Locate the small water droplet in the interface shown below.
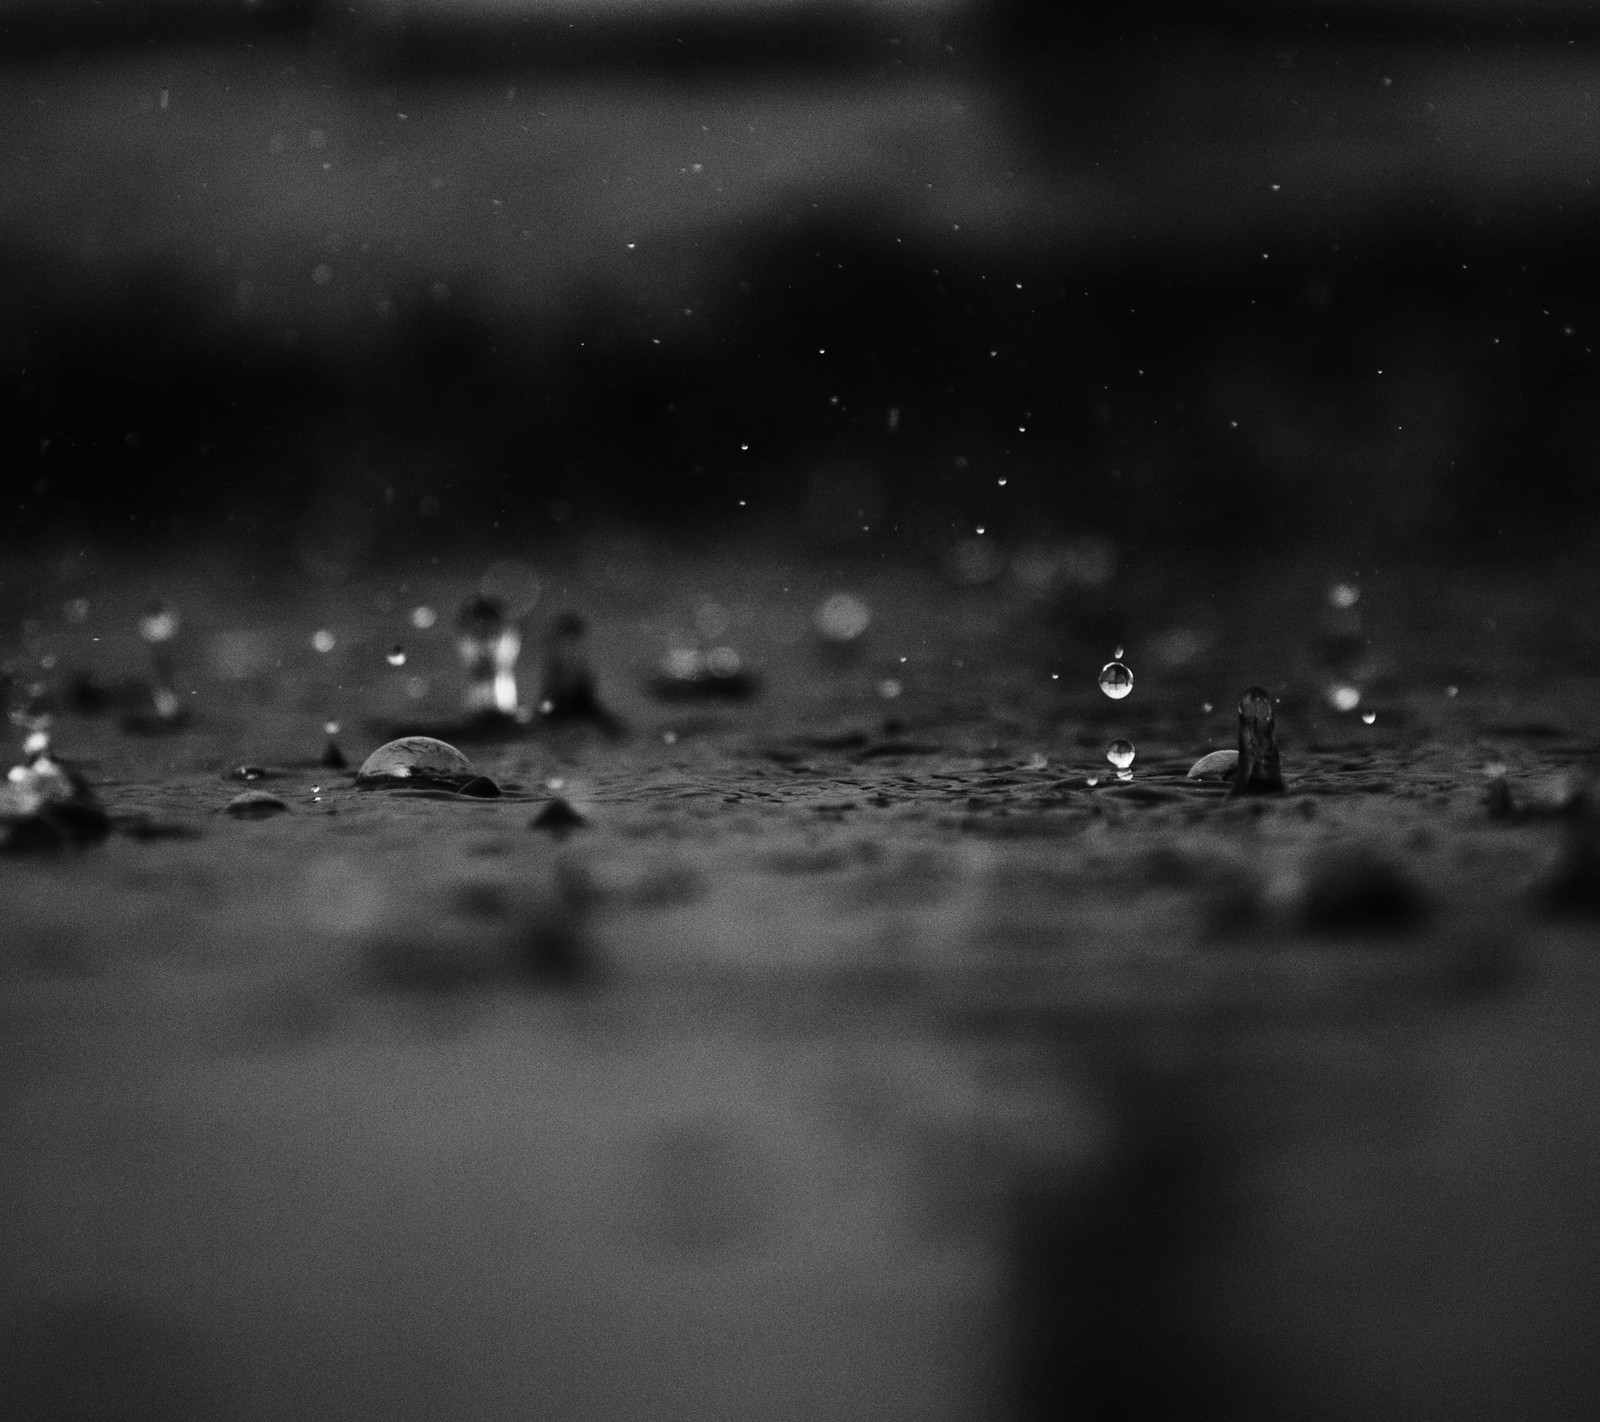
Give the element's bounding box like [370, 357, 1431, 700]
[324, 721, 340, 736]
[410, 605, 437, 630]
[1098, 661, 1133, 699]
[1361, 710, 1377, 724]
[386, 645, 406, 667]
[1113, 645, 1124, 660]
[1327, 683, 1362, 713]
[23, 729, 50, 760]
[1201, 701, 1214, 714]
[311, 629, 336, 653]
[1446, 685, 1459, 698]
[815, 592, 871, 642]
[878, 678, 902, 699]
[1106, 738, 1135, 772]
[662, 729, 678, 745]
[139, 601, 180, 643]
[1328, 582, 1360, 609]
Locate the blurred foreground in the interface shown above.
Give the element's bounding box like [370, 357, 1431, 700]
[2, 545, 1600, 1419]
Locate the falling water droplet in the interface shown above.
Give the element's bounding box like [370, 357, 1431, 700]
[410, 605, 437, 630]
[1362, 710, 1377, 725]
[1327, 683, 1362, 713]
[815, 592, 872, 642]
[138, 601, 180, 644]
[1113, 645, 1124, 660]
[1107, 738, 1135, 779]
[1328, 582, 1361, 609]
[386, 645, 407, 667]
[311, 629, 336, 653]
[1098, 661, 1133, 699]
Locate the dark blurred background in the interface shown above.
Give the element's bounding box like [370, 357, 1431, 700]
[4, 0, 1600, 569]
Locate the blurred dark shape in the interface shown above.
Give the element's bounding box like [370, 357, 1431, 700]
[454, 773, 501, 797]
[1542, 784, 1600, 914]
[1009, 1062, 1272, 1422]
[538, 610, 625, 735]
[1228, 687, 1285, 796]
[1299, 844, 1432, 934]
[0, 1294, 217, 1422]
[1484, 774, 1519, 821]
[515, 861, 593, 984]
[530, 796, 587, 832]
[319, 737, 348, 770]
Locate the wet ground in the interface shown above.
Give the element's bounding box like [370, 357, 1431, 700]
[4, 544, 1600, 1420]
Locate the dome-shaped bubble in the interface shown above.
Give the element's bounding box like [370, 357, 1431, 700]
[356, 736, 476, 789]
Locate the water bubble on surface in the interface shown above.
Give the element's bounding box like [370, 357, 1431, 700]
[139, 601, 180, 644]
[478, 560, 542, 619]
[225, 790, 290, 819]
[1327, 683, 1362, 713]
[386, 645, 406, 667]
[815, 592, 872, 642]
[1362, 710, 1377, 724]
[1098, 661, 1133, 699]
[410, 605, 437, 630]
[355, 735, 476, 789]
[311, 629, 336, 653]
[1106, 739, 1136, 776]
[1328, 582, 1361, 609]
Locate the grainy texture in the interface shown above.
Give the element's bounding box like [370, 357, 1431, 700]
[3, 547, 1600, 1420]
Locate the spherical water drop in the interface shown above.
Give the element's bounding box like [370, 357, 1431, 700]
[410, 605, 437, 630]
[815, 592, 871, 642]
[1328, 582, 1361, 609]
[355, 735, 477, 789]
[311, 629, 336, 653]
[1327, 683, 1361, 713]
[1107, 738, 1135, 771]
[139, 601, 180, 644]
[1098, 661, 1133, 699]
[386, 645, 407, 667]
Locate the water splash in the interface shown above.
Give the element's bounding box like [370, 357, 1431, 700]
[456, 595, 520, 717]
[1106, 738, 1135, 780]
